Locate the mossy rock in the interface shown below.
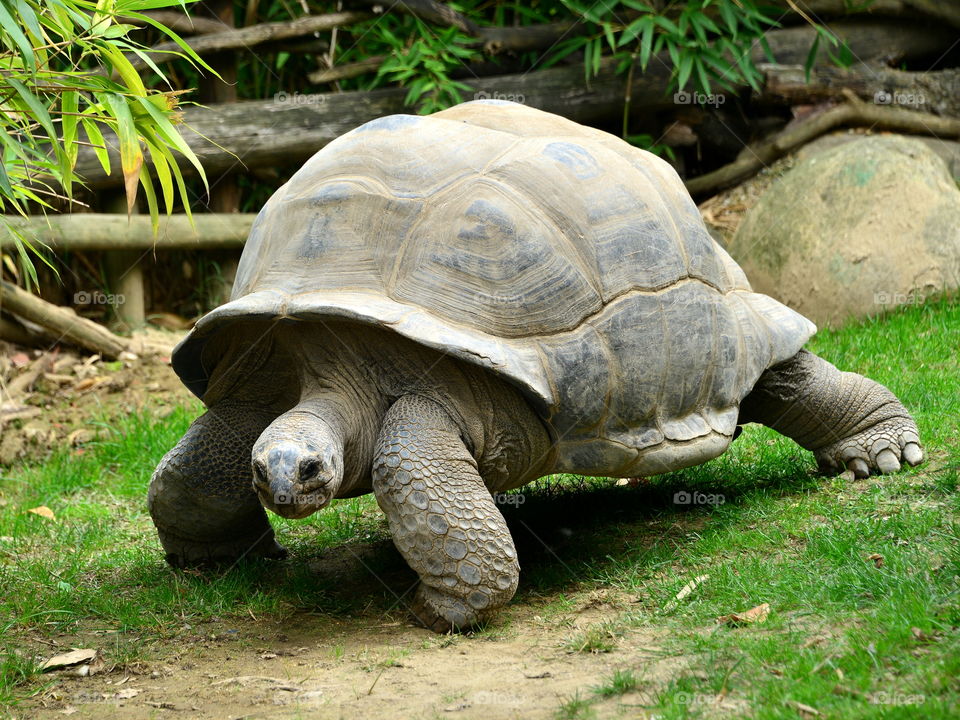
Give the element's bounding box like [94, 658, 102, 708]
[727, 135, 960, 326]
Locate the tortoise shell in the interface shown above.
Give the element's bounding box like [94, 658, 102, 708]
[173, 100, 815, 477]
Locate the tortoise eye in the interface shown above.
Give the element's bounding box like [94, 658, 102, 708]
[252, 460, 268, 488]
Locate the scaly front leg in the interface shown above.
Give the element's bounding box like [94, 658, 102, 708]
[149, 403, 287, 566]
[372, 395, 519, 632]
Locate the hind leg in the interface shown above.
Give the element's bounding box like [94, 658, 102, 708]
[740, 349, 923, 477]
[149, 403, 286, 566]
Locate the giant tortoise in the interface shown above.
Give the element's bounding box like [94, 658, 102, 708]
[149, 100, 923, 632]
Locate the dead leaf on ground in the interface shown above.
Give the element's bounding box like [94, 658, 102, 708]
[867, 553, 884, 568]
[787, 699, 821, 716]
[73, 377, 108, 393]
[27, 505, 55, 520]
[718, 602, 771, 626]
[664, 574, 709, 610]
[41, 648, 97, 672]
[67, 429, 92, 447]
[114, 688, 141, 700]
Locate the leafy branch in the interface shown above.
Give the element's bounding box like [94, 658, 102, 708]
[0, 0, 214, 283]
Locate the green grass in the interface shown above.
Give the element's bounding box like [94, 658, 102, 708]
[592, 668, 640, 697]
[1, 296, 958, 716]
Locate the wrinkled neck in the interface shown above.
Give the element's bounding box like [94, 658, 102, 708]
[295, 382, 383, 496]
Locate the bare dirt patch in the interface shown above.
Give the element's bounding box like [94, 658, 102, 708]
[0, 329, 194, 467]
[23, 595, 686, 720]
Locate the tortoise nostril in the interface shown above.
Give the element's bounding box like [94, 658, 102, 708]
[299, 458, 322, 484]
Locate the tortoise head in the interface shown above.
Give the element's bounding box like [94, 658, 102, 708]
[251, 406, 344, 519]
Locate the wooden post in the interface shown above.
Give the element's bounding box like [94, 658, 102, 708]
[103, 194, 146, 331]
[199, 0, 241, 307]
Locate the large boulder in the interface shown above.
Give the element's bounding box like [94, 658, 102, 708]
[727, 135, 960, 326]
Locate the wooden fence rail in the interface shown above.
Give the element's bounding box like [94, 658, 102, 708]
[0, 213, 256, 251]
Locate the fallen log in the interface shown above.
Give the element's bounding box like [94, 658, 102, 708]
[750, 18, 958, 68]
[0, 213, 256, 251]
[768, 0, 960, 28]
[0, 281, 130, 359]
[122, 10, 224, 35]
[128, 10, 371, 69]
[685, 90, 960, 197]
[72, 57, 675, 188]
[308, 56, 386, 85]
[363, 0, 481, 35]
[761, 65, 960, 118]
[0, 314, 44, 349]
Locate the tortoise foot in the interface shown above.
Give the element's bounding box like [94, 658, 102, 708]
[159, 529, 288, 568]
[815, 416, 924, 478]
[409, 585, 482, 634]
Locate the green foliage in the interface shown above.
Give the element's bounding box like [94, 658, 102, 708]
[374, 19, 478, 114]
[0, 0, 212, 281]
[228, 1, 847, 140]
[549, 0, 769, 92]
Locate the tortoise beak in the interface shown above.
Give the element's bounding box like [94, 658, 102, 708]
[251, 441, 340, 519]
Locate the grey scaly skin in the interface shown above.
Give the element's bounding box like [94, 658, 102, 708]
[247, 324, 553, 631]
[148, 329, 298, 566]
[740, 349, 923, 476]
[148, 402, 288, 566]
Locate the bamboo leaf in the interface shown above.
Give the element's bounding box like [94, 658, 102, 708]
[0, 159, 14, 199]
[618, 16, 646, 47]
[143, 133, 173, 214]
[99, 43, 147, 96]
[719, 1, 738, 38]
[81, 116, 112, 175]
[138, 162, 160, 236]
[804, 33, 821, 83]
[15, 0, 44, 43]
[154, 139, 193, 225]
[694, 56, 712, 94]
[602, 22, 616, 53]
[134, 96, 206, 192]
[0, 2, 36, 67]
[120, 11, 220, 77]
[104, 93, 143, 214]
[677, 52, 693, 90]
[61, 90, 80, 196]
[639, 17, 654, 69]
